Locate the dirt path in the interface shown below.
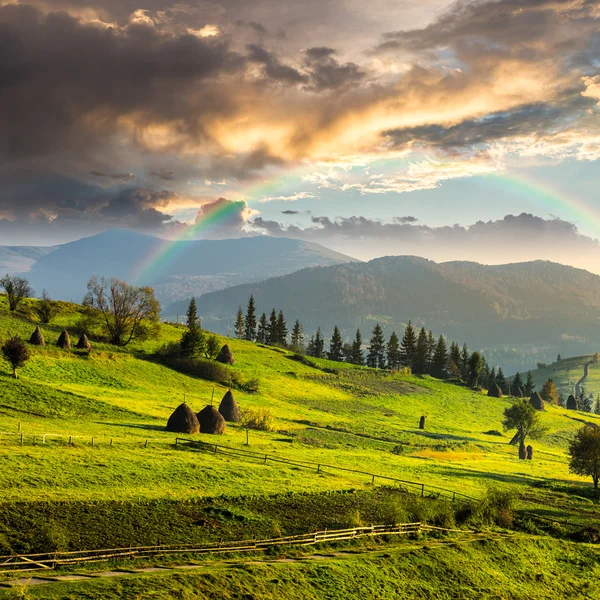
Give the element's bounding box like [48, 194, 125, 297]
[575, 361, 593, 399]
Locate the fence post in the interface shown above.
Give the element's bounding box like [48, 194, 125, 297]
[18, 422, 21, 433]
[20, 433, 24, 446]
[214, 445, 218, 453]
[371, 474, 375, 484]
[452, 492, 456, 502]
[69, 435, 72, 446]
[421, 484, 425, 497]
[110, 438, 113, 447]
[91, 437, 95, 447]
[264, 454, 268, 464]
[145, 440, 148, 448]
[175, 438, 178, 446]
[42, 434, 46, 445]
[317, 464, 321, 473]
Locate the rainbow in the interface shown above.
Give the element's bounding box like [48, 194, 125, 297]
[483, 171, 600, 234]
[132, 198, 246, 284]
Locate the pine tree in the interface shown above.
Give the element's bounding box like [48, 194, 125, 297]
[400, 321, 417, 369]
[460, 343, 469, 381]
[414, 327, 429, 374]
[267, 309, 278, 345]
[449, 342, 461, 373]
[386, 332, 401, 370]
[276, 310, 288, 346]
[431, 335, 448, 379]
[427, 330, 436, 371]
[313, 328, 325, 358]
[512, 372, 524, 395]
[480, 356, 490, 389]
[349, 329, 364, 365]
[524, 370, 535, 395]
[367, 323, 386, 369]
[496, 367, 507, 394]
[180, 298, 205, 358]
[557, 353, 562, 362]
[234, 306, 245, 339]
[256, 313, 268, 344]
[244, 295, 257, 341]
[488, 367, 496, 389]
[328, 326, 344, 361]
[468, 351, 483, 388]
[290, 320, 304, 351]
[306, 335, 316, 357]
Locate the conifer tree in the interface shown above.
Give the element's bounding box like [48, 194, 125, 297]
[328, 326, 344, 361]
[367, 323, 386, 369]
[290, 320, 304, 350]
[427, 330, 436, 371]
[349, 329, 364, 365]
[313, 328, 325, 358]
[400, 321, 417, 369]
[460, 343, 470, 381]
[512, 372, 524, 395]
[267, 309, 278, 345]
[431, 335, 448, 379]
[276, 310, 288, 346]
[180, 297, 205, 358]
[306, 335, 316, 357]
[524, 370, 535, 395]
[244, 295, 257, 341]
[414, 327, 429, 374]
[256, 313, 268, 344]
[496, 367, 507, 394]
[386, 331, 402, 370]
[468, 351, 483, 388]
[488, 367, 496, 389]
[480, 356, 490, 389]
[234, 306, 245, 339]
[449, 342, 461, 373]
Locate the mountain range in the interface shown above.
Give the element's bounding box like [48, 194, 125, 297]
[187, 256, 600, 372]
[15, 229, 355, 305]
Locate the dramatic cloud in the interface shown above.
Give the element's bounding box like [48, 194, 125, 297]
[252, 213, 600, 274]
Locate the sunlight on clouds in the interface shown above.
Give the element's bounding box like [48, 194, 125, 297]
[188, 24, 220, 38]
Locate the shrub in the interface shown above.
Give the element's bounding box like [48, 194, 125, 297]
[242, 407, 273, 431]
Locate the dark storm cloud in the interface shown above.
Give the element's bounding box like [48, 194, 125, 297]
[99, 187, 175, 223]
[281, 210, 299, 215]
[246, 44, 308, 84]
[303, 46, 365, 91]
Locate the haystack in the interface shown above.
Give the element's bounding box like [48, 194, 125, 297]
[198, 405, 226, 434]
[419, 415, 426, 430]
[529, 392, 545, 411]
[526, 445, 533, 460]
[76, 333, 92, 351]
[216, 344, 235, 365]
[514, 387, 524, 398]
[166, 403, 200, 434]
[566, 394, 578, 410]
[487, 384, 502, 398]
[29, 326, 45, 346]
[56, 330, 71, 349]
[219, 389, 241, 422]
[518, 442, 527, 460]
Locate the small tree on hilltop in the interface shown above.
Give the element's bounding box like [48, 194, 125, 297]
[234, 306, 245, 339]
[1, 275, 34, 312]
[180, 298, 205, 359]
[2, 336, 31, 378]
[386, 331, 401, 371]
[244, 295, 257, 341]
[328, 326, 344, 361]
[540, 379, 559, 405]
[367, 323, 386, 369]
[33, 289, 59, 324]
[503, 399, 546, 455]
[85, 276, 160, 346]
[569, 426, 600, 490]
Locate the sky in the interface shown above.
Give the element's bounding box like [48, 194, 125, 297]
[0, 0, 600, 270]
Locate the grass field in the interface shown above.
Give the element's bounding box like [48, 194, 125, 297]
[1, 294, 600, 597]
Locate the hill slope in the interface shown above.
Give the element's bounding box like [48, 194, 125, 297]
[189, 256, 600, 371]
[0, 245, 56, 274]
[22, 229, 355, 306]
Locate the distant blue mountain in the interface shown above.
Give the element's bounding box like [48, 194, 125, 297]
[23, 229, 356, 305]
[0, 245, 56, 275]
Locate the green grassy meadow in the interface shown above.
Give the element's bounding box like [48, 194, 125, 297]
[1, 294, 600, 597]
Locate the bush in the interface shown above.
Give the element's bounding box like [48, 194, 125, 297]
[242, 407, 273, 431]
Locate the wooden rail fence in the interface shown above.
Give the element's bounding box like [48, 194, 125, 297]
[0, 523, 463, 574]
[175, 438, 476, 502]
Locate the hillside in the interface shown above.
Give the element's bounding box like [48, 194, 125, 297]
[188, 256, 600, 372]
[1, 295, 600, 596]
[0, 245, 55, 274]
[16, 229, 355, 306]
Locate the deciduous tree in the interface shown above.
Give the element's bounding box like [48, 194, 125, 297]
[0, 275, 34, 312]
[569, 426, 600, 490]
[1, 336, 30, 378]
[503, 399, 546, 454]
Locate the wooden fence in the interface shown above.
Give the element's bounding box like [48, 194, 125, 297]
[0, 522, 464, 574]
[175, 438, 476, 502]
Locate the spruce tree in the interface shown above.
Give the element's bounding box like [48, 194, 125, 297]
[350, 329, 364, 365]
[290, 320, 304, 351]
[244, 295, 257, 341]
[468, 351, 483, 388]
[431, 335, 448, 379]
[449, 342, 461, 373]
[488, 367, 497, 389]
[386, 332, 401, 370]
[267, 309, 278, 345]
[460, 343, 470, 381]
[328, 326, 344, 361]
[496, 367, 507, 394]
[276, 310, 288, 346]
[480, 356, 490, 389]
[367, 323, 386, 369]
[306, 335, 316, 357]
[313, 328, 325, 358]
[427, 330, 436, 371]
[257, 312, 268, 344]
[512, 372, 524, 395]
[180, 298, 205, 358]
[414, 327, 429, 374]
[234, 306, 245, 339]
[524, 370, 535, 395]
[400, 321, 417, 369]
